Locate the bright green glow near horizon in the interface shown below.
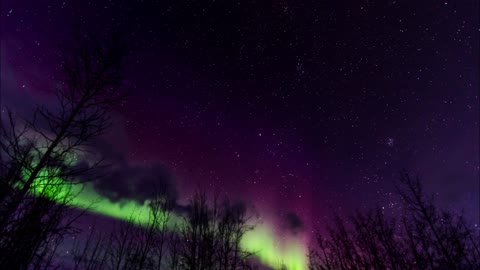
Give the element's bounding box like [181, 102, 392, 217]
[22, 166, 181, 226]
[21, 166, 307, 270]
[242, 225, 307, 270]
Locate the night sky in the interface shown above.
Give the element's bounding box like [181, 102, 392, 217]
[1, 0, 479, 268]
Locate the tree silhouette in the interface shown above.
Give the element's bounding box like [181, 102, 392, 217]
[70, 191, 256, 270]
[0, 31, 126, 269]
[308, 173, 480, 270]
[174, 193, 255, 270]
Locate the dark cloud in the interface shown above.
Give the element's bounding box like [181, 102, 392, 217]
[88, 135, 129, 166]
[94, 162, 177, 205]
[284, 212, 304, 234]
[173, 197, 249, 220]
[73, 115, 177, 206]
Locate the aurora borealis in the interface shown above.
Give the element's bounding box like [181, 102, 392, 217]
[1, 0, 479, 269]
[24, 165, 307, 269]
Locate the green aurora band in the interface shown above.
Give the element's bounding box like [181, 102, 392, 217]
[22, 166, 307, 270]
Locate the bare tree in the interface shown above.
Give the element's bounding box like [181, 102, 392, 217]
[72, 223, 110, 270]
[0, 30, 126, 269]
[175, 192, 255, 270]
[67, 189, 257, 270]
[215, 199, 255, 270]
[150, 195, 173, 270]
[309, 173, 480, 270]
[396, 173, 480, 269]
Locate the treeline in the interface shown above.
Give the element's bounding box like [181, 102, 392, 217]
[70, 193, 255, 270]
[308, 173, 480, 270]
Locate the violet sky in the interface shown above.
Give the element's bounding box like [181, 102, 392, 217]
[1, 0, 479, 252]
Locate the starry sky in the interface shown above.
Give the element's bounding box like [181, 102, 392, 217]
[1, 0, 479, 267]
